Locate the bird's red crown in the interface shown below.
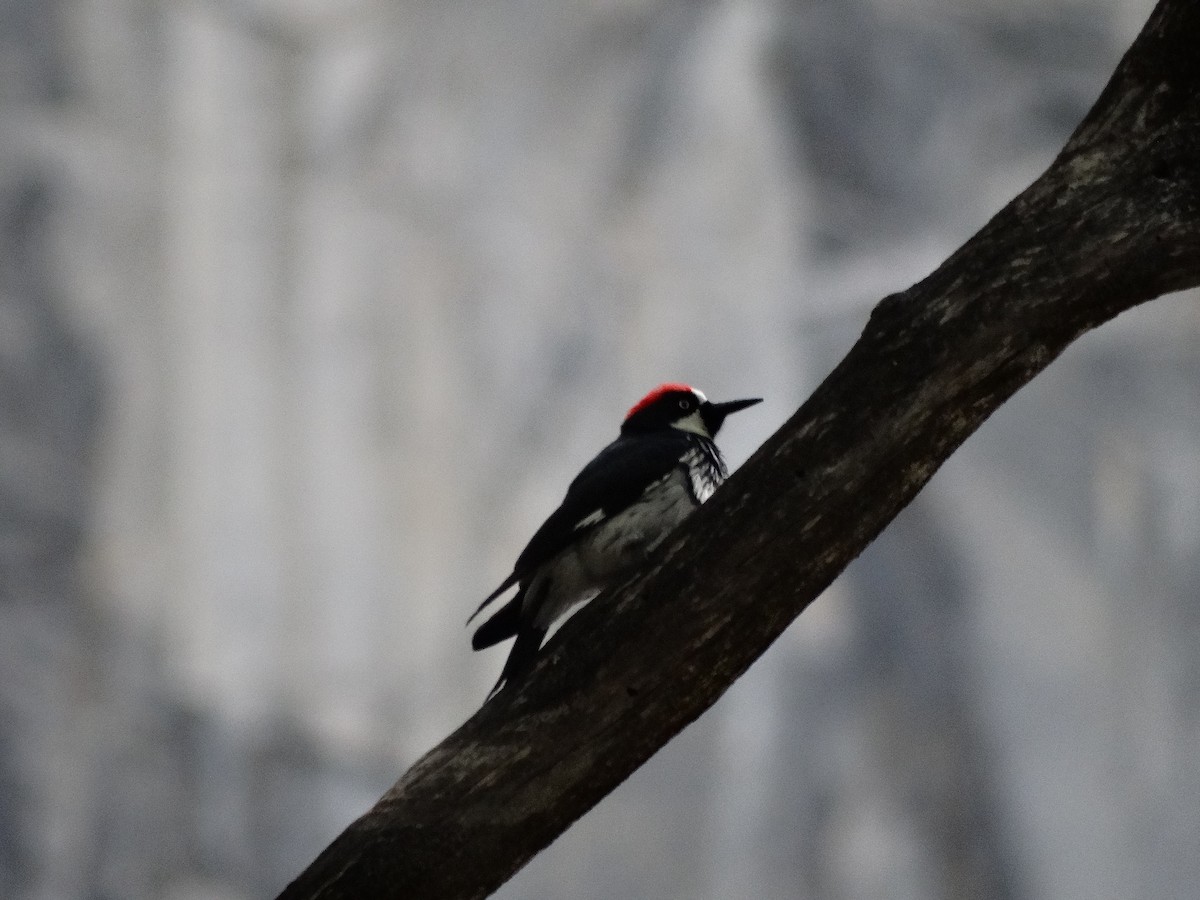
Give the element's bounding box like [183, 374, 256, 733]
[625, 383, 700, 421]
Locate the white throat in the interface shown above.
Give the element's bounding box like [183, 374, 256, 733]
[671, 408, 711, 438]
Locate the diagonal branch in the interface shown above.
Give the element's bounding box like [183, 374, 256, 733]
[277, 1, 1200, 897]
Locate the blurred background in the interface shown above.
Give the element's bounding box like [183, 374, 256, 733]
[2, 0, 1198, 898]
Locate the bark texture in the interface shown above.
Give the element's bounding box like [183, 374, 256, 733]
[277, 2, 1200, 897]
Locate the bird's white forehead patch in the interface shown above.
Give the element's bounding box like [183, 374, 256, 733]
[690, 388, 707, 404]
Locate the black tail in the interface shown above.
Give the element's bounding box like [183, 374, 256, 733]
[487, 623, 547, 698]
[467, 571, 520, 625]
[472, 587, 524, 650]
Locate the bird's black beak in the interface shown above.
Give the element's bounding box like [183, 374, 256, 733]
[700, 396, 762, 436]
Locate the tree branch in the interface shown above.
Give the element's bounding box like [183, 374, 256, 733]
[277, 1, 1200, 897]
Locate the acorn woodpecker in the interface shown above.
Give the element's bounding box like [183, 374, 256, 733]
[469, 383, 761, 694]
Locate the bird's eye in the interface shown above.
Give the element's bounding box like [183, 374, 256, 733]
[679, 399, 691, 410]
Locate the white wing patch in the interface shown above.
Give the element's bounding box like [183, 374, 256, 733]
[573, 508, 607, 531]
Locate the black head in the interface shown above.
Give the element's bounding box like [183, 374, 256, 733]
[621, 383, 762, 439]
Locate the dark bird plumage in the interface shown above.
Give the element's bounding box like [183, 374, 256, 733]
[469, 384, 761, 695]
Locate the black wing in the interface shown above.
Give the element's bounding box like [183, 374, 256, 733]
[467, 432, 690, 624]
[512, 431, 691, 574]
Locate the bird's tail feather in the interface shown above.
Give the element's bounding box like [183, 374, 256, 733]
[487, 623, 547, 699]
[466, 571, 519, 625]
[471, 589, 524, 650]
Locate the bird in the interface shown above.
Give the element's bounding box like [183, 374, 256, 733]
[468, 383, 761, 695]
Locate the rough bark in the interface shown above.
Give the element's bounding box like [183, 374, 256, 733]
[277, 2, 1200, 897]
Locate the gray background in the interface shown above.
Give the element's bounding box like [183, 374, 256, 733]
[2, 0, 1197, 898]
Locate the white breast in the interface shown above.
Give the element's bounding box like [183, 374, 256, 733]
[530, 468, 698, 630]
